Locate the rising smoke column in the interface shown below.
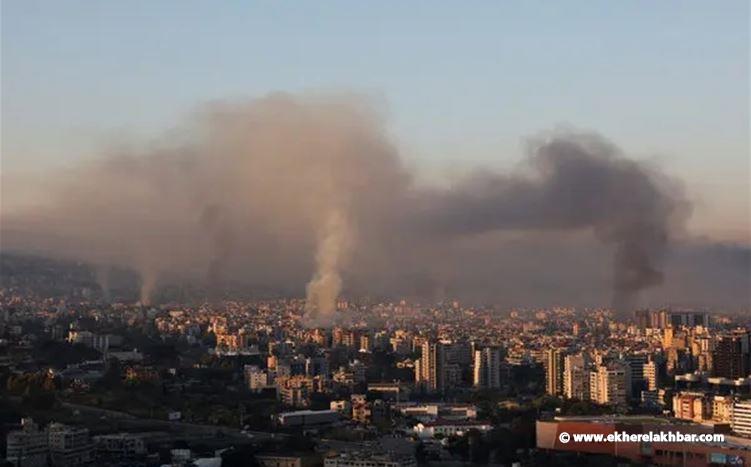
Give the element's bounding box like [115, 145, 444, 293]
[137, 259, 161, 306]
[94, 265, 111, 302]
[304, 209, 354, 326]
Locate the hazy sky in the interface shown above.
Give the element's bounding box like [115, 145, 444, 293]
[2, 0, 749, 241]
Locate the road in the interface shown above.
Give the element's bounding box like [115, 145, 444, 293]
[60, 400, 287, 441]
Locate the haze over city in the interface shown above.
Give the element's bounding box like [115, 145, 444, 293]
[2, 1, 750, 313]
[0, 3, 750, 466]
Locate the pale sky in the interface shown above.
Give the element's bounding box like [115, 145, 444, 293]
[2, 0, 749, 241]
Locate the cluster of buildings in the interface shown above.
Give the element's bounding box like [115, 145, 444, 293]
[672, 392, 751, 437]
[6, 418, 96, 467]
[545, 348, 633, 406]
[2, 277, 751, 466]
[541, 310, 751, 436]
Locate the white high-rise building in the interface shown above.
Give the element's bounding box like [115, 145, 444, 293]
[563, 353, 590, 400]
[416, 340, 449, 392]
[643, 360, 659, 391]
[590, 361, 630, 406]
[473, 347, 501, 389]
[545, 348, 565, 396]
[731, 399, 751, 437]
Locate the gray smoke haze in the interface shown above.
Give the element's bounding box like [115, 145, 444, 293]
[1, 93, 748, 319]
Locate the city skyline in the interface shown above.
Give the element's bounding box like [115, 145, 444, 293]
[3, 3, 751, 467]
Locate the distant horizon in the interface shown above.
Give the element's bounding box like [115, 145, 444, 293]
[0, 243, 748, 313]
[0, 248, 737, 313]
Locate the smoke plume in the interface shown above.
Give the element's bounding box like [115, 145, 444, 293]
[304, 209, 354, 326]
[1, 93, 747, 319]
[94, 265, 111, 302]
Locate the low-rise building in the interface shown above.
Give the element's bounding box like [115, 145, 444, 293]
[395, 403, 477, 422]
[367, 382, 409, 401]
[276, 410, 340, 427]
[413, 419, 493, 439]
[94, 433, 147, 458]
[6, 418, 48, 467]
[244, 365, 270, 392]
[325, 451, 416, 467]
[712, 395, 735, 423]
[48, 423, 95, 467]
[330, 399, 352, 416]
[256, 453, 320, 467]
[673, 391, 712, 423]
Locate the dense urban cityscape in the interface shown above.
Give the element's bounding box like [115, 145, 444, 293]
[0, 255, 749, 466]
[3, 2, 749, 467]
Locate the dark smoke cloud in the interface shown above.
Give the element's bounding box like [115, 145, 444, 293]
[411, 133, 690, 310]
[0, 94, 747, 317]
